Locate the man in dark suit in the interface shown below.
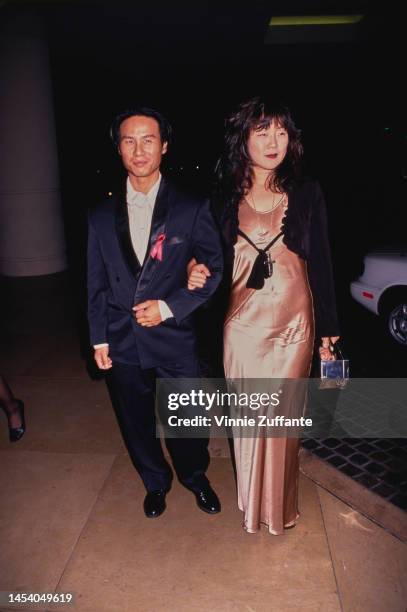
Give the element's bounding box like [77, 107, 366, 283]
[87, 107, 223, 518]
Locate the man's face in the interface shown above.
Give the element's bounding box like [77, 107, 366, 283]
[118, 115, 167, 179]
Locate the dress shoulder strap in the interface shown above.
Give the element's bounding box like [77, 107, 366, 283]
[237, 228, 283, 253]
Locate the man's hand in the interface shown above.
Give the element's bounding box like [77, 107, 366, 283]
[187, 257, 211, 290]
[94, 346, 113, 370]
[133, 300, 163, 327]
[319, 336, 340, 361]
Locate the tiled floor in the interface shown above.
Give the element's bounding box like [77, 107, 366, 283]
[1, 273, 407, 611]
[302, 437, 407, 512]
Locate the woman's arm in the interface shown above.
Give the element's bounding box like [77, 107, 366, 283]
[307, 182, 341, 341]
[187, 257, 211, 289]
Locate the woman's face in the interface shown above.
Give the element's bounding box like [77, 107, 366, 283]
[246, 118, 289, 173]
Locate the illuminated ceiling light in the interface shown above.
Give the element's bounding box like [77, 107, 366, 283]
[269, 15, 364, 27]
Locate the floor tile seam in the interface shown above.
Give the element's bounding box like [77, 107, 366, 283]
[315, 484, 345, 612]
[104, 586, 343, 610]
[305, 470, 407, 543]
[301, 460, 407, 544]
[52, 453, 118, 596]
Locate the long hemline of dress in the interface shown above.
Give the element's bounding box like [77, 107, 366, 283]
[223, 198, 315, 535]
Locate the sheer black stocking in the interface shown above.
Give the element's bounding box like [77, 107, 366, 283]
[0, 375, 22, 429]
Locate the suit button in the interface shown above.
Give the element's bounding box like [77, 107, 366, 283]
[116, 276, 120, 282]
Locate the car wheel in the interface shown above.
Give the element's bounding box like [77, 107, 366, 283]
[387, 300, 407, 346]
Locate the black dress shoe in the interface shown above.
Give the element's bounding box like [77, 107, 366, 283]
[194, 486, 221, 514]
[143, 490, 167, 518]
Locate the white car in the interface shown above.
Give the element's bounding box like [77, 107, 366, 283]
[350, 250, 407, 346]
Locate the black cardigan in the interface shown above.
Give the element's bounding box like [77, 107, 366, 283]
[217, 179, 340, 339]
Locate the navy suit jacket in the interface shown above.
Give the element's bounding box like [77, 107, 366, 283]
[87, 176, 223, 368]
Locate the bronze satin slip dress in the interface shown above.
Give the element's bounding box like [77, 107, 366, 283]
[223, 197, 315, 535]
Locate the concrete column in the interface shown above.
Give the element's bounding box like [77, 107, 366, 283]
[0, 10, 66, 276]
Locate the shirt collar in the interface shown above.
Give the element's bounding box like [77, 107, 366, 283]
[127, 173, 161, 208]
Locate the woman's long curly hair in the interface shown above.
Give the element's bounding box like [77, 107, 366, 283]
[215, 97, 304, 221]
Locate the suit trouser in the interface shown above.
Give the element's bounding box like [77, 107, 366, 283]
[107, 359, 210, 493]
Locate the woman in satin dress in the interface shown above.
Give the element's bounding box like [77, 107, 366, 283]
[189, 97, 340, 535]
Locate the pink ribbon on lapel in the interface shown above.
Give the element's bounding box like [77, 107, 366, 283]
[150, 233, 166, 262]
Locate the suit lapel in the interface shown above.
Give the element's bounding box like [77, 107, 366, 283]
[135, 176, 170, 296]
[115, 180, 142, 279]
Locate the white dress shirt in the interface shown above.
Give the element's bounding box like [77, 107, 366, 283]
[94, 173, 173, 350]
[127, 174, 160, 264]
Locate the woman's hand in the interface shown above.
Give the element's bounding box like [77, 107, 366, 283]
[319, 336, 340, 361]
[187, 257, 211, 290]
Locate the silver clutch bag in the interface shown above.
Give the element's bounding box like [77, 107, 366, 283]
[320, 341, 350, 389]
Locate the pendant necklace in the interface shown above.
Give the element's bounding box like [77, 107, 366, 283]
[249, 190, 285, 241]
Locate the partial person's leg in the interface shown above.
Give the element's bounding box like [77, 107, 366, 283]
[0, 374, 24, 430]
[107, 362, 173, 492]
[156, 359, 210, 492]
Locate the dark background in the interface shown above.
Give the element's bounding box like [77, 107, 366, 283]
[2, 1, 406, 375]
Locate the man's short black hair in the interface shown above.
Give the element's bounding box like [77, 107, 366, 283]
[110, 107, 173, 147]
